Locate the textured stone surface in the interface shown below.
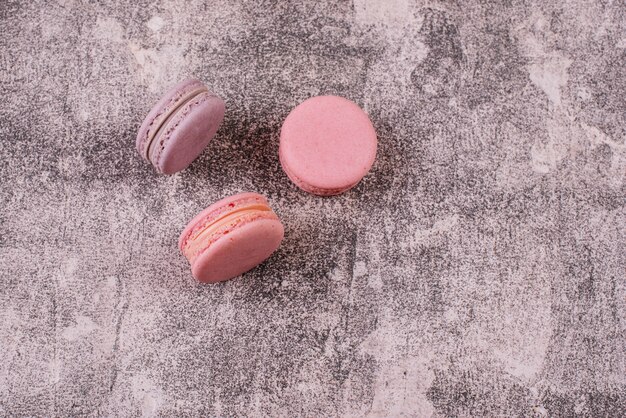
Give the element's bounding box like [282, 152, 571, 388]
[1, 0, 625, 416]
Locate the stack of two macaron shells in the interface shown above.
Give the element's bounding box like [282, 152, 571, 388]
[136, 79, 225, 175]
[137, 79, 377, 283]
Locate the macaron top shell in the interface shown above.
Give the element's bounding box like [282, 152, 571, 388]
[179, 192, 284, 283]
[279, 95, 377, 195]
[136, 78, 225, 174]
[178, 192, 268, 251]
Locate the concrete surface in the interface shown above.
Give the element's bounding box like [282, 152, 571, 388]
[1, 0, 625, 416]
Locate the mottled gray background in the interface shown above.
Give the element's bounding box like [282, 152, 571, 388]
[1, 0, 625, 416]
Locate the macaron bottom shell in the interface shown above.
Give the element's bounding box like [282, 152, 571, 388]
[191, 218, 284, 283]
[279, 150, 356, 196]
[155, 94, 225, 175]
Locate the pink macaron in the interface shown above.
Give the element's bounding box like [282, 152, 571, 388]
[279, 95, 377, 196]
[136, 78, 225, 174]
[179, 193, 284, 283]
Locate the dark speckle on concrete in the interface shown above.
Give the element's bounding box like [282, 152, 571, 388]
[1, 0, 625, 416]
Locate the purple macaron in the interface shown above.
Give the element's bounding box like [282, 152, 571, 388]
[136, 78, 225, 174]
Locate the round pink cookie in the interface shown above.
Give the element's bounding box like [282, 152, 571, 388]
[136, 78, 225, 174]
[279, 95, 377, 195]
[179, 193, 284, 283]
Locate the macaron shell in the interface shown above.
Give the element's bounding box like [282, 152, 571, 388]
[178, 192, 268, 250]
[279, 95, 377, 194]
[136, 78, 205, 157]
[279, 151, 353, 196]
[154, 93, 225, 174]
[190, 217, 284, 283]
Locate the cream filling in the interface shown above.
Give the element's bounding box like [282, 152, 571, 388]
[183, 204, 272, 261]
[145, 86, 209, 162]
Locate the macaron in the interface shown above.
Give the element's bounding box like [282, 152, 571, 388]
[136, 78, 225, 174]
[279, 95, 377, 196]
[179, 192, 284, 283]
